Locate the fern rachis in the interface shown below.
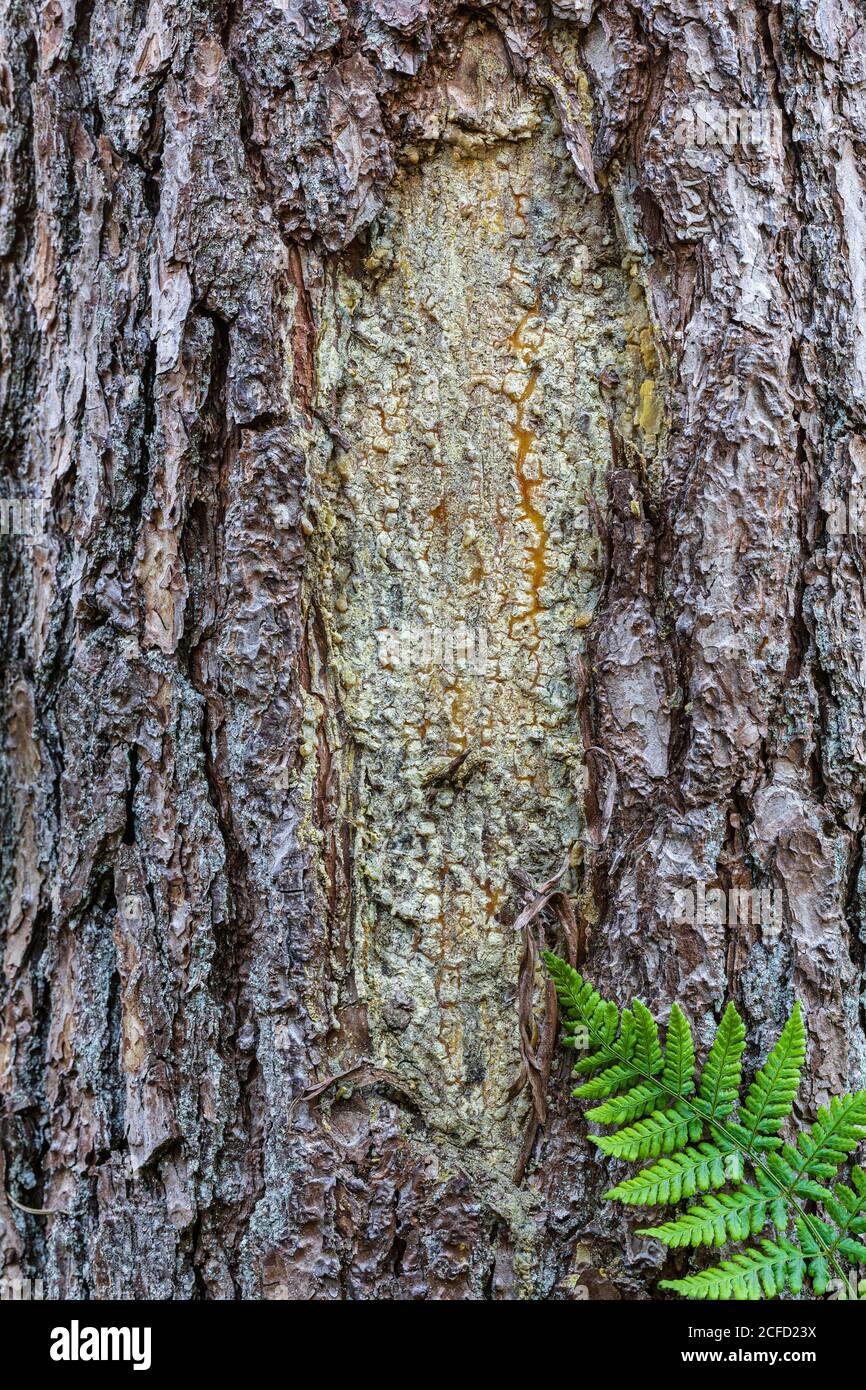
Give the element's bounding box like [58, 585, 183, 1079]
[544, 952, 866, 1299]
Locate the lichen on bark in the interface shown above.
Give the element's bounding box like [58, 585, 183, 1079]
[303, 23, 661, 1201]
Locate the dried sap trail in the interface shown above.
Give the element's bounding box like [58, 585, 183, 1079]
[308, 95, 655, 1154]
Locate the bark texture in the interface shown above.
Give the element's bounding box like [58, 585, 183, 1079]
[1, 0, 866, 1299]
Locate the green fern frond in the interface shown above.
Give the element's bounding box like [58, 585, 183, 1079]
[637, 1186, 769, 1248]
[767, 1093, 866, 1193]
[658, 1238, 805, 1301]
[753, 1167, 789, 1232]
[592, 1102, 702, 1162]
[544, 952, 866, 1300]
[544, 956, 632, 1093]
[565, 1000, 619, 1065]
[606, 1142, 740, 1205]
[795, 1173, 866, 1294]
[795, 1217, 833, 1295]
[695, 1002, 745, 1122]
[821, 1168, 866, 1266]
[735, 1004, 805, 1148]
[573, 1060, 643, 1101]
[824, 1166, 866, 1230]
[544, 953, 616, 1042]
[632, 1000, 663, 1077]
[800, 1093, 866, 1175]
[662, 1004, 696, 1097]
[585, 1005, 693, 1123]
[586, 1083, 668, 1125]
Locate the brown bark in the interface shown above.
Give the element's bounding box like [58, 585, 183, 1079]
[1, 0, 865, 1299]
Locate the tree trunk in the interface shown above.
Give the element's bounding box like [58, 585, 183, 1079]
[1, 0, 865, 1300]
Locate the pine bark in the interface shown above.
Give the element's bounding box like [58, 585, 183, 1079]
[1, 0, 866, 1299]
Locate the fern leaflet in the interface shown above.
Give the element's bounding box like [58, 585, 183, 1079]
[543, 952, 866, 1300]
[658, 1238, 805, 1301]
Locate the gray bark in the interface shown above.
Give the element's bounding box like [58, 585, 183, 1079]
[1, 0, 865, 1299]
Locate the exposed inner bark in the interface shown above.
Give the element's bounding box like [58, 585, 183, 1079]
[303, 29, 659, 1186]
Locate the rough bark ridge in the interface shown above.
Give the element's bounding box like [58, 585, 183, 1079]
[1, 0, 865, 1299]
